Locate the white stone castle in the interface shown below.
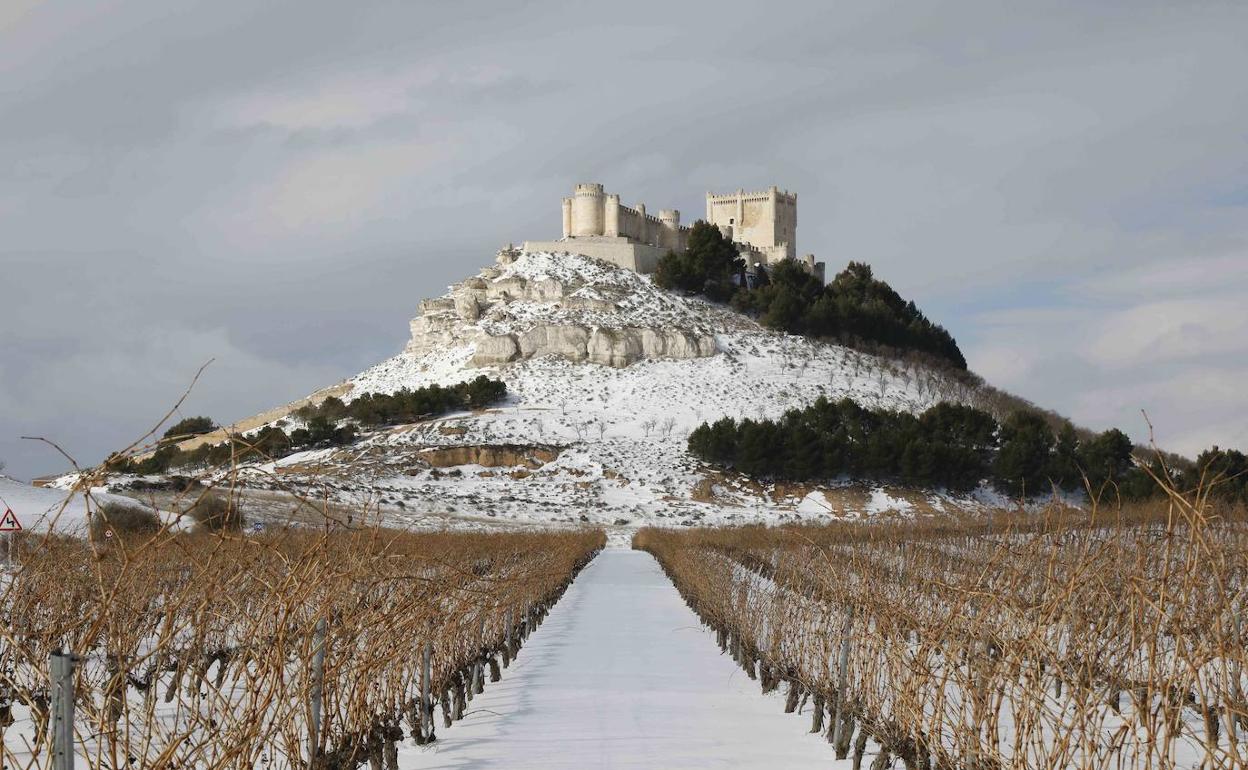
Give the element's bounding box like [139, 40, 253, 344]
[524, 182, 826, 282]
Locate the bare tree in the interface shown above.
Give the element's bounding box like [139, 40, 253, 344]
[660, 417, 676, 438]
[641, 418, 658, 438]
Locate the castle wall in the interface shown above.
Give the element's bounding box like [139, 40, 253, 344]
[523, 238, 665, 273]
[547, 182, 814, 279]
[562, 183, 688, 260]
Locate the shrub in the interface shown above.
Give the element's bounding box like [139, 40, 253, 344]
[1078, 429, 1135, 492]
[688, 396, 1141, 497]
[462, 375, 508, 410]
[162, 416, 216, 442]
[653, 221, 743, 300]
[92, 502, 160, 539]
[693, 255, 969, 370]
[122, 476, 201, 493]
[1047, 423, 1082, 491]
[186, 493, 245, 532]
[993, 411, 1057, 497]
[689, 397, 996, 490]
[1183, 447, 1248, 504]
[134, 444, 182, 474]
[127, 377, 508, 475]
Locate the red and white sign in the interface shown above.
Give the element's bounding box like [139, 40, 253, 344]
[0, 508, 21, 532]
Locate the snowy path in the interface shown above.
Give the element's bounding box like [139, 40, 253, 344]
[404, 549, 834, 769]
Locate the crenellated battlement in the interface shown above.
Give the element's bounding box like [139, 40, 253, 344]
[537, 181, 822, 282]
[617, 204, 671, 227]
[706, 186, 796, 203]
[557, 183, 688, 253]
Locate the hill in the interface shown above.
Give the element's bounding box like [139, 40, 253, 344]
[83, 249, 1050, 533]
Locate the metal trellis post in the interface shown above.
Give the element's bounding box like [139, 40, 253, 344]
[50, 650, 77, 770]
[308, 618, 327, 770]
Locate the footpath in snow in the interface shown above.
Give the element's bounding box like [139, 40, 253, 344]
[405, 549, 835, 769]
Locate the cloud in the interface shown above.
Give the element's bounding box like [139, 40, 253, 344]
[2, 0, 1247, 478]
[245, 141, 448, 232]
[0, 324, 343, 477]
[1084, 299, 1248, 369]
[964, 275, 1248, 458]
[213, 68, 439, 132]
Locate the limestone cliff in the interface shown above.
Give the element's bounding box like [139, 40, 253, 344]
[405, 249, 730, 368]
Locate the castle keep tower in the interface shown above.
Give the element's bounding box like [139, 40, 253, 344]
[705, 185, 823, 281]
[530, 181, 823, 281]
[706, 186, 796, 263]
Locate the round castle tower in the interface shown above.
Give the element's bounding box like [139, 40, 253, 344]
[659, 209, 681, 249]
[571, 182, 605, 237]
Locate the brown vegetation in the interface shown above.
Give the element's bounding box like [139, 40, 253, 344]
[1, 519, 603, 768]
[636, 481, 1248, 769]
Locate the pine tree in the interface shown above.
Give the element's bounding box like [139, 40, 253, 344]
[1048, 422, 1082, 491]
[993, 411, 1055, 497]
[1077, 428, 1135, 492]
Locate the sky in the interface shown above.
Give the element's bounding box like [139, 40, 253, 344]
[2, 0, 1246, 480]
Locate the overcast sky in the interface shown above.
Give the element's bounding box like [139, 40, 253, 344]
[2, 1, 1246, 480]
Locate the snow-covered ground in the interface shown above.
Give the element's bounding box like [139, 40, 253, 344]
[162, 250, 1009, 530]
[402, 549, 848, 768]
[0, 475, 170, 536]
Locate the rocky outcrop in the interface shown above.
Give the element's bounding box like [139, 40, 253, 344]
[471, 334, 520, 366]
[407, 248, 723, 367]
[471, 325, 716, 368]
[453, 293, 481, 321]
[587, 328, 643, 368]
[417, 444, 562, 469]
[518, 325, 590, 361]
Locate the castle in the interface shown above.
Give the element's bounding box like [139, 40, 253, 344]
[523, 182, 825, 282]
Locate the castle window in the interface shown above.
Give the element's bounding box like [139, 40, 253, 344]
[729, 218, 734, 224]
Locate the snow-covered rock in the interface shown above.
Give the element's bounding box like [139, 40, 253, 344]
[411, 250, 723, 368]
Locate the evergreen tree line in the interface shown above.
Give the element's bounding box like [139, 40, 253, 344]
[1190, 447, 1248, 504]
[654, 221, 967, 369]
[113, 376, 507, 475]
[688, 396, 1157, 497]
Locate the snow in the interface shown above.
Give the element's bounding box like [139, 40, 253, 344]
[403, 549, 850, 768]
[295, 326, 990, 528]
[865, 487, 913, 514]
[480, 250, 732, 335]
[796, 490, 833, 515]
[93, 251, 1017, 530]
[0, 475, 159, 536]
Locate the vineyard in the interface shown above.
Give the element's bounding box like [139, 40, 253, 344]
[0, 518, 603, 769]
[636, 488, 1248, 769]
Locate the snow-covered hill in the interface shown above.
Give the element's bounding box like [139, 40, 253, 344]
[0, 475, 171, 536]
[111, 248, 1010, 534]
